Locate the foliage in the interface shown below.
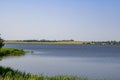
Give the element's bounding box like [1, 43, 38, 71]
[91, 41, 120, 45]
[0, 48, 25, 57]
[0, 66, 88, 80]
[0, 34, 4, 49]
[21, 39, 74, 42]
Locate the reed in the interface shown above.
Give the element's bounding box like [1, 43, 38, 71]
[0, 66, 88, 80]
[0, 48, 25, 57]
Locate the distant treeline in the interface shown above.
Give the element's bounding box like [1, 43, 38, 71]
[17, 39, 74, 42]
[89, 41, 120, 45]
[13, 40, 120, 45]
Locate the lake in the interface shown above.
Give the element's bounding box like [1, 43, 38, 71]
[0, 44, 120, 80]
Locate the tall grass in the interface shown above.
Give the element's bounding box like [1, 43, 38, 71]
[0, 66, 88, 80]
[0, 48, 25, 57]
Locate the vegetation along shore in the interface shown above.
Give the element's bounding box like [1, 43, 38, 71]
[0, 66, 88, 80]
[0, 48, 25, 57]
[5, 40, 120, 45]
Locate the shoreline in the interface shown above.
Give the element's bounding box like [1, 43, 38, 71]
[5, 41, 89, 45]
[5, 40, 120, 46]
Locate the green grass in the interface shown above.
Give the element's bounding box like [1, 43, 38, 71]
[0, 48, 25, 57]
[0, 66, 88, 80]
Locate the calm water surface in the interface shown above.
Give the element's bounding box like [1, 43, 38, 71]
[0, 44, 120, 80]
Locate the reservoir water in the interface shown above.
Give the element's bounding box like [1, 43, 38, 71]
[0, 44, 120, 80]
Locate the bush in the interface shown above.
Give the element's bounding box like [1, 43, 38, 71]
[0, 48, 25, 57]
[0, 35, 4, 49]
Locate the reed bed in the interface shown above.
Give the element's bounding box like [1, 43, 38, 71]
[0, 66, 88, 80]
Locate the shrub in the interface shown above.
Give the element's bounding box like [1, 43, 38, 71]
[0, 48, 25, 57]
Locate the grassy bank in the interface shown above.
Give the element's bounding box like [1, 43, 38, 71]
[0, 66, 88, 80]
[0, 48, 25, 57]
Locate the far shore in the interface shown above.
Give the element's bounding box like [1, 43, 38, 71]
[5, 40, 120, 45]
[5, 40, 90, 45]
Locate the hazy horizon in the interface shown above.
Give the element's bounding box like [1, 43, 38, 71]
[0, 0, 120, 41]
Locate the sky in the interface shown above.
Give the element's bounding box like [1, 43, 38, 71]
[0, 0, 120, 41]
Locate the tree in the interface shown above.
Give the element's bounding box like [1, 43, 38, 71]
[0, 34, 4, 50]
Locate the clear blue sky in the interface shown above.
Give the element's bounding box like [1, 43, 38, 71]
[0, 0, 120, 41]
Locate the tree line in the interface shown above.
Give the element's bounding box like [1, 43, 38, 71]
[0, 34, 4, 50]
[17, 39, 74, 42]
[90, 41, 120, 45]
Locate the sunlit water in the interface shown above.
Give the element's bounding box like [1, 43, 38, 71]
[0, 44, 120, 80]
